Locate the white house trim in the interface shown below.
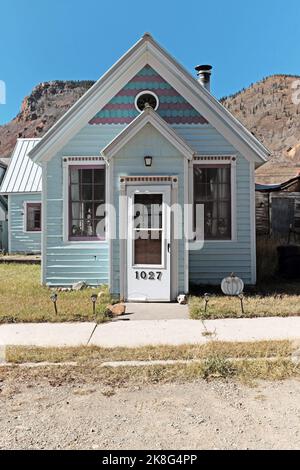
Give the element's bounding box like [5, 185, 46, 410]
[62, 157, 107, 245]
[101, 107, 195, 161]
[250, 161, 257, 284]
[7, 195, 12, 254]
[190, 155, 237, 243]
[28, 33, 269, 166]
[41, 161, 47, 285]
[183, 157, 189, 293]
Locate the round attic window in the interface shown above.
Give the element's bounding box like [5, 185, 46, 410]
[135, 91, 159, 112]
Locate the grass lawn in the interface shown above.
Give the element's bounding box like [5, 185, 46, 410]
[4, 340, 300, 383]
[1, 262, 299, 323]
[189, 280, 300, 319]
[0, 263, 111, 323]
[6, 340, 293, 363]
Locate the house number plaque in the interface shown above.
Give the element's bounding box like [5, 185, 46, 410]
[135, 271, 162, 281]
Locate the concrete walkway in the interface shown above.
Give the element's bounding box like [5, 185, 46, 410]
[1, 316, 300, 348]
[123, 302, 189, 320]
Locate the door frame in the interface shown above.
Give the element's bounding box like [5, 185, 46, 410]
[127, 185, 171, 302]
[118, 175, 179, 301]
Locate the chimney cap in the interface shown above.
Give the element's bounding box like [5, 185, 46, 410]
[195, 64, 212, 72]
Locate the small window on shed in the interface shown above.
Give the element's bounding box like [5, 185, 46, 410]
[25, 202, 42, 232]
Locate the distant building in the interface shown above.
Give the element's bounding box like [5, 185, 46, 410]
[0, 139, 41, 253]
[256, 173, 300, 238]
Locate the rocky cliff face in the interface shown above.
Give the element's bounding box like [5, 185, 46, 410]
[221, 75, 300, 182]
[0, 80, 94, 159]
[1, 74, 300, 183]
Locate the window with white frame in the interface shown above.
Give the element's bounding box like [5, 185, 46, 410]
[68, 166, 106, 240]
[25, 202, 42, 232]
[193, 164, 232, 240]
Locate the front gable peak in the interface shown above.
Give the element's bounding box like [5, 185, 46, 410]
[101, 107, 195, 161]
[89, 65, 208, 126]
[28, 33, 269, 166]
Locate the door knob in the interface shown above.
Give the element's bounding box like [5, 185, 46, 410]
[168, 243, 171, 253]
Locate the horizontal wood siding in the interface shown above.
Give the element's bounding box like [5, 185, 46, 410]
[174, 125, 253, 285]
[112, 124, 185, 295]
[44, 119, 254, 287]
[44, 125, 124, 286]
[9, 193, 41, 254]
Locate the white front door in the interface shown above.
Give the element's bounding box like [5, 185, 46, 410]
[127, 185, 171, 302]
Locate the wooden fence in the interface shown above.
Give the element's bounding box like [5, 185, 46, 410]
[256, 191, 300, 239]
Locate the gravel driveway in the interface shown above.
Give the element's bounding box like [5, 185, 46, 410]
[1, 372, 300, 449]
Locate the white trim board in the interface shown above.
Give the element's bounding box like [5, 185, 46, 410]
[102, 107, 195, 161]
[62, 158, 107, 244]
[250, 161, 257, 284]
[190, 156, 237, 243]
[28, 33, 269, 166]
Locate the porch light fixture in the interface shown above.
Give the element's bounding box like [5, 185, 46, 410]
[144, 156, 153, 167]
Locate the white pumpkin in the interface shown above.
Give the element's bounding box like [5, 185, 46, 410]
[221, 273, 244, 296]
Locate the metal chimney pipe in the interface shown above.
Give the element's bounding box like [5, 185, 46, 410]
[195, 65, 212, 92]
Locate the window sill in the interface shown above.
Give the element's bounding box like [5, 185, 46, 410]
[189, 238, 236, 244]
[64, 238, 107, 245]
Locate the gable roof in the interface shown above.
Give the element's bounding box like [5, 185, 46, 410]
[256, 174, 300, 192]
[102, 106, 195, 160]
[0, 138, 42, 194]
[28, 33, 270, 166]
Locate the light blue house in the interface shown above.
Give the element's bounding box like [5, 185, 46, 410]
[0, 139, 42, 254]
[3, 34, 269, 300]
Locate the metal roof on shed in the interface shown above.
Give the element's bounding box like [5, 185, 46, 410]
[0, 139, 41, 194]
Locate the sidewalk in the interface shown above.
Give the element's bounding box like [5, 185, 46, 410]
[1, 316, 300, 348]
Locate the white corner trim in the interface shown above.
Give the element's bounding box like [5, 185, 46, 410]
[7, 195, 11, 254]
[102, 108, 195, 161]
[231, 158, 237, 242]
[250, 161, 257, 284]
[184, 158, 189, 293]
[107, 158, 114, 292]
[41, 162, 47, 285]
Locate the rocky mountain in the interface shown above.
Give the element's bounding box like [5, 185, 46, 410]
[0, 80, 94, 161]
[221, 75, 300, 183]
[1, 74, 300, 183]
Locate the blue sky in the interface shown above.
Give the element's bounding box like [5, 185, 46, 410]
[1, 0, 300, 124]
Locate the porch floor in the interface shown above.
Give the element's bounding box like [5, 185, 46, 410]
[122, 302, 189, 321]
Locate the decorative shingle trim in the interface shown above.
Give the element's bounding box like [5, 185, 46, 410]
[120, 175, 172, 183]
[193, 155, 236, 162]
[119, 175, 178, 192]
[62, 156, 105, 163]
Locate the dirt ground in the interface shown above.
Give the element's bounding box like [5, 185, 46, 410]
[1, 371, 300, 450]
